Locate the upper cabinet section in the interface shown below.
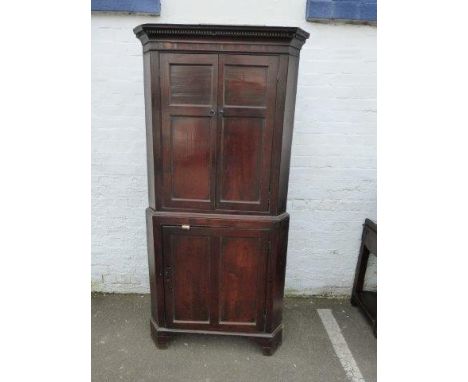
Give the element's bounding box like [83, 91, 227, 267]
[134, 24, 309, 56]
[135, 25, 309, 215]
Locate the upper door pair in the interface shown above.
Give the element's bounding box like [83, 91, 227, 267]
[159, 53, 279, 213]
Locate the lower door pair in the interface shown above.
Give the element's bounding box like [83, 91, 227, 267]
[162, 226, 269, 333]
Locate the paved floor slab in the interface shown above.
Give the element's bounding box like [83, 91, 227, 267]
[92, 294, 376, 382]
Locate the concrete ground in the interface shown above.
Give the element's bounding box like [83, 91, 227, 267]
[92, 294, 376, 382]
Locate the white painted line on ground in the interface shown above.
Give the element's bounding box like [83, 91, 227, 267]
[317, 309, 366, 382]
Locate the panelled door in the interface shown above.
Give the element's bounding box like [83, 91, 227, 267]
[216, 55, 279, 212]
[162, 226, 269, 332]
[159, 53, 279, 213]
[217, 228, 269, 332]
[160, 53, 218, 210]
[162, 226, 214, 330]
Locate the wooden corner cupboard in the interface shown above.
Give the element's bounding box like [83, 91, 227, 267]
[134, 24, 309, 355]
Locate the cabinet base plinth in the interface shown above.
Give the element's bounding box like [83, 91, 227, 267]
[150, 319, 283, 355]
[150, 321, 172, 349]
[253, 329, 283, 356]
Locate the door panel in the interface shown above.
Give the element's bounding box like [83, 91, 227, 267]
[220, 118, 264, 203]
[162, 227, 212, 328]
[169, 64, 214, 106]
[216, 55, 279, 212]
[218, 230, 268, 331]
[170, 116, 212, 201]
[160, 53, 218, 210]
[224, 65, 268, 107]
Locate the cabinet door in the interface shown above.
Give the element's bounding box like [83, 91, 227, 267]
[162, 226, 214, 329]
[160, 53, 218, 210]
[162, 226, 269, 332]
[217, 229, 269, 332]
[216, 55, 279, 212]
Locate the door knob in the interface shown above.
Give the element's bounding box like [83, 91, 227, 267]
[209, 109, 216, 116]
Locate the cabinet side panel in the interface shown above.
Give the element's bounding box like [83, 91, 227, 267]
[270, 216, 290, 331]
[145, 209, 156, 319]
[269, 55, 289, 215]
[146, 209, 166, 326]
[143, 51, 161, 209]
[143, 52, 155, 207]
[277, 56, 299, 213]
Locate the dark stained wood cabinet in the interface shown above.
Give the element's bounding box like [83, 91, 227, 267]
[135, 24, 309, 355]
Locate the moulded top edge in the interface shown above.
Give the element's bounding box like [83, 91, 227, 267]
[133, 23, 310, 45]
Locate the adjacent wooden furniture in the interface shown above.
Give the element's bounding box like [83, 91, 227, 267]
[134, 24, 309, 355]
[351, 219, 377, 336]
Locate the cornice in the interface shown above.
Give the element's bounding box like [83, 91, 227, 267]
[134, 24, 309, 47]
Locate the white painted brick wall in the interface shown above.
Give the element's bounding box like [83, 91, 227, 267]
[91, 0, 376, 295]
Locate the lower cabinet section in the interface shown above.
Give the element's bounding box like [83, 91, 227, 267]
[146, 210, 289, 355]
